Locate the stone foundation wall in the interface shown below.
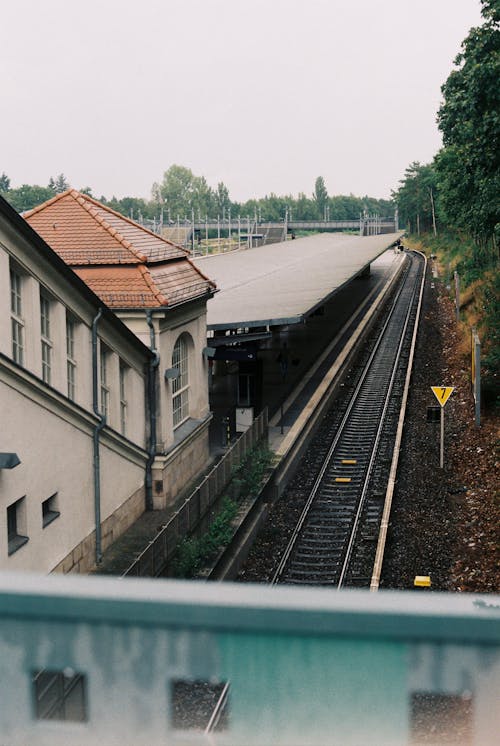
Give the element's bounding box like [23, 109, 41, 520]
[153, 421, 210, 510]
[52, 484, 145, 574]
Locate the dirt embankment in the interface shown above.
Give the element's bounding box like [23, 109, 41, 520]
[382, 264, 499, 593]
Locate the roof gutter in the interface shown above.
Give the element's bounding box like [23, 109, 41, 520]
[92, 308, 105, 565]
[145, 311, 160, 511]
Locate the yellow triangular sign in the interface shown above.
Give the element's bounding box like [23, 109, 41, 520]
[431, 386, 455, 407]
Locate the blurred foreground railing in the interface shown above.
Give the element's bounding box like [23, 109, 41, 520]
[0, 574, 498, 746]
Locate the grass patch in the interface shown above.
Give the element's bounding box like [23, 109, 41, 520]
[408, 233, 499, 408]
[172, 445, 274, 578]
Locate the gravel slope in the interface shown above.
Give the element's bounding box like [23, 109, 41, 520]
[381, 269, 499, 592]
[238, 264, 499, 593]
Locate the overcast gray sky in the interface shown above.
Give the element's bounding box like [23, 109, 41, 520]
[1, 0, 483, 202]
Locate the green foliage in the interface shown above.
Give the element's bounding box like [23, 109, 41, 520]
[172, 497, 238, 578]
[153, 164, 219, 220]
[235, 444, 274, 498]
[2, 167, 393, 225]
[392, 161, 438, 234]
[394, 2, 498, 390]
[48, 173, 70, 193]
[417, 231, 499, 404]
[172, 445, 273, 578]
[0, 172, 11, 192]
[436, 2, 499, 247]
[105, 195, 153, 221]
[313, 176, 328, 218]
[3, 183, 55, 212]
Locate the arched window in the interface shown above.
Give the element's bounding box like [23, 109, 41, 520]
[172, 334, 190, 427]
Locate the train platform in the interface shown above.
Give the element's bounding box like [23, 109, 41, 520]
[94, 249, 406, 577]
[208, 248, 407, 459]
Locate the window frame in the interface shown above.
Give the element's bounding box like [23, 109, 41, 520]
[10, 266, 25, 366]
[7, 497, 29, 555]
[100, 343, 110, 421]
[32, 669, 87, 722]
[66, 313, 77, 401]
[40, 290, 52, 385]
[172, 335, 190, 428]
[119, 361, 127, 436]
[42, 493, 60, 528]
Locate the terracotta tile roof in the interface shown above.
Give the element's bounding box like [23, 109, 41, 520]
[24, 190, 188, 264]
[23, 190, 216, 309]
[75, 266, 167, 308]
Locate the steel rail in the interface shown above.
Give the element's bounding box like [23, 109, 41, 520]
[337, 267, 420, 587]
[270, 259, 412, 585]
[271, 255, 423, 587]
[205, 254, 422, 732]
[204, 681, 230, 738]
[370, 250, 428, 591]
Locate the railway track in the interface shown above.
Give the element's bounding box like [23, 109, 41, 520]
[271, 252, 424, 588]
[190, 253, 424, 733]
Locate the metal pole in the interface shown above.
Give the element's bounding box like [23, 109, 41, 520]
[191, 208, 195, 256]
[238, 215, 241, 249]
[228, 209, 231, 248]
[217, 215, 221, 251]
[473, 330, 481, 427]
[205, 215, 208, 253]
[247, 216, 251, 248]
[440, 407, 444, 468]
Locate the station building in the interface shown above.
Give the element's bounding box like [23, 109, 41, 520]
[0, 193, 215, 573]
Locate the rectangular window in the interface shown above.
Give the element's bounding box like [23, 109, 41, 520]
[33, 670, 87, 722]
[40, 291, 52, 385]
[119, 361, 127, 435]
[410, 692, 473, 744]
[7, 497, 28, 555]
[172, 337, 189, 428]
[170, 679, 229, 732]
[172, 389, 189, 428]
[100, 344, 110, 420]
[66, 313, 77, 401]
[42, 493, 60, 528]
[10, 268, 24, 365]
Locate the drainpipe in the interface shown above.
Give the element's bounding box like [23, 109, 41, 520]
[92, 308, 105, 564]
[145, 311, 160, 510]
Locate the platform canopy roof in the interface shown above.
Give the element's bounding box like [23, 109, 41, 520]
[193, 232, 402, 330]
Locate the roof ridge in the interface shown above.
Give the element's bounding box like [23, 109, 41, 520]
[70, 190, 190, 256]
[69, 191, 147, 263]
[22, 189, 74, 219]
[138, 265, 169, 306]
[186, 257, 217, 289]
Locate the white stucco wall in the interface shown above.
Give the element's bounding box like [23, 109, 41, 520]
[0, 215, 150, 573]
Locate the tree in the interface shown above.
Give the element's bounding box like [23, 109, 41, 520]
[392, 162, 438, 235]
[49, 174, 70, 193]
[436, 0, 499, 252]
[4, 184, 55, 212]
[215, 182, 230, 217]
[154, 165, 216, 221]
[0, 173, 10, 193]
[313, 176, 328, 219]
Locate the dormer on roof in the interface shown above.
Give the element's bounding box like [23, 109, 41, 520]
[24, 190, 216, 309]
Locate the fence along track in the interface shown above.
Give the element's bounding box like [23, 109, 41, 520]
[271, 253, 424, 587]
[122, 408, 268, 578]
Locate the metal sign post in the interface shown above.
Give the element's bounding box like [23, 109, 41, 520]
[471, 328, 481, 427]
[431, 387, 455, 468]
[454, 271, 460, 321]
